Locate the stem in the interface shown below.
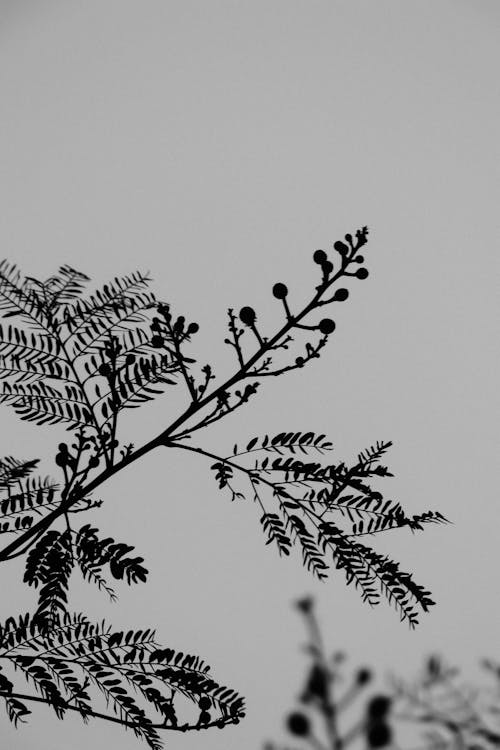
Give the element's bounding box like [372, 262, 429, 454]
[0, 254, 356, 563]
[304, 607, 340, 750]
[0, 690, 238, 733]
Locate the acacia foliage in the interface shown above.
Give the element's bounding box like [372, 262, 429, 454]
[0, 229, 447, 745]
[211, 433, 445, 627]
[0, 612, 244, 749]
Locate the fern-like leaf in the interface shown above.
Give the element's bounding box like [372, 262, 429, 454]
[75, 524, 148, 588]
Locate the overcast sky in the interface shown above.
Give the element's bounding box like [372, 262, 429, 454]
[0, 2, 499, 749]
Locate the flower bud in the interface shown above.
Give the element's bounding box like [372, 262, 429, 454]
[356, 268, 369, 280]
[356, 667, 372, 685]
[239, 306, 256, 326]
[367, 695, 391, 719]
[334, 240, 349, 256]
[313, 249, 328, 264]
[287, 711, 310, 737]
[333, 288, 349, 302]
[151, 335, 164, 348]
[272, 282, 288, 299]
[319, 318, 336, 335]
[174, 316, 185, 333]
[98, 363, 111, 377]
[367, 723, 392, 748]
[321, 260, 334, 275]
[187, 322, 200, 335]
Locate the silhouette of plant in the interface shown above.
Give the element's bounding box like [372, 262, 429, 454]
[0, 228, 447, 746]
[264, 598, 500, 750]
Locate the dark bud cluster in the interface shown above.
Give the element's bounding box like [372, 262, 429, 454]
[157, 302, 171, 321]
[303, 664, 328, 702]
[152, 304, 199, 347]
[334, 240, 350, 257]
[313, 249, 334, 279]
[365, 695, 392, 749]
[55, 442, 70, 468]
[151, 335, 164, 349]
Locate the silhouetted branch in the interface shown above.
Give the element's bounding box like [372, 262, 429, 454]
[265, 598, 500, 750]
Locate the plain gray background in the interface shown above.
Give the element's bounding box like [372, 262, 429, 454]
[0, 1, 499, 748]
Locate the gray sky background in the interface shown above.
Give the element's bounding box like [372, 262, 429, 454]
[0, 2, 499, 749]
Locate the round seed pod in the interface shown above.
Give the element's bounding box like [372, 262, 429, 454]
[321, 260, 334, 275]
[239, 306, 257, 326]
[187, 322, 200, 335]
[272, 282, 289, 299]
[313, 249, 328, 264]
[334, 240, 349, 256]
[367, 695, 391, 719]
[333, 288, 349, 302]
[356, 667, 372, 685]
[98, 363, 112, 376]
[319, 318, 336, 335]
[287, 711, 310, 737]
[367, 722, 392, 748]
[356, 268, 369, 280]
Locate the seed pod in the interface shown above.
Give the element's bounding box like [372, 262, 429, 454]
[319, 318, 336, 335]
[239, 306, 257, 326]
[272, 282, 288, 299]
[367, 722, 392, 748]
[174, 316, 185, 334]
[295, 356, 305, 367]
[333, 288, 349, 301]
[313, 249, 328, 264]
[98, 363, 112, 377]
[321, 260, 334, 275]
[287, 711, 310, 737]
[356, 267, 369, 279]
[356, 667, 372, 685]
[187, 322, 200, 335]
[367, 695, 391, 719]
[334, 240, 349, 256]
